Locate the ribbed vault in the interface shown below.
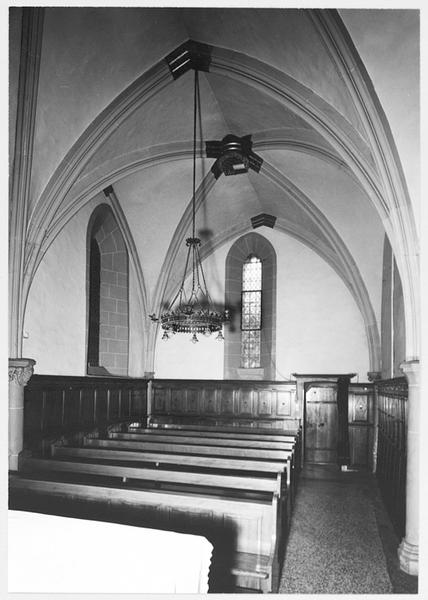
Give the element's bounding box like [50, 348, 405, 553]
[20, 22, 418, 366]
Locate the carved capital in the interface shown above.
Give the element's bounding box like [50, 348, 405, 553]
[367, 371, 381, 382]
[400, 360, 420, 387]
[8, 358, 36, 387]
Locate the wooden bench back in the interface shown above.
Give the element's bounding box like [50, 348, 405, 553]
[10, 475, 280, 558]
[149, 422, 301, 436]
[109, 431, 295, 450]
[128, 425, 297, 443]
[52, 444, 288, 473]
[22, 457, 282, 494]
[84, 437, 293, 461]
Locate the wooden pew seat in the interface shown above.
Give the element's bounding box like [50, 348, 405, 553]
[139, 421, 303, 475]
[51, 441, 292, 525]
[22, 456, 282, 495]
[109, 430, 295, 450]
[127, 423, 297, 442]
[10, 467, 282, 592]
[82, 435, 295, 503]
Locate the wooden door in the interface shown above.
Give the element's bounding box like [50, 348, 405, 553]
[305, 384, 338, 463]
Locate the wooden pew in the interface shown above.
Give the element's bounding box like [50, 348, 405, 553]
[85, 435, 297, 516]
[51, 442, 292, 526]
[10, 473, 281, 593]
[128, 424, 297, 443]
[147, 414, 301, 431]
[83, 437, 295, 497]
[147, 421, 300, 436]
[142, 421, 302, 458]
[12, 463, 283, 592]
[106, 431, 296, 499]
[108, 431, 295, 451]
[83, 437, 292, 462]
[52, 443, 290, 475]
[141, 422, 302, 474]
[21, 456, 282, 495]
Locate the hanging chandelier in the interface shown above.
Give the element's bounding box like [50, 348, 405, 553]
[151, 69, 229, 343]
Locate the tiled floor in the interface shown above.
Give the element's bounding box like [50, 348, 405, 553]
[279, 463, 418, 594]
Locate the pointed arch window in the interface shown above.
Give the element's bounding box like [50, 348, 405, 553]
[86, 204, 129, 376]
[224, 232, 276, 380]
[87, 237, 101, 368]
[241, 255, 262, 368]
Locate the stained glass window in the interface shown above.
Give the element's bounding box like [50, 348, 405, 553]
[241, 255, 262, 368]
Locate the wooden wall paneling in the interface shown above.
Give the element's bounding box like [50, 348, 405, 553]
[347, 386, 374, 467]
[106, 389, 111, 422]
[148, 379, 301, 430]
[276, 390, 292, 417]
[63, 387, 81, 430]
[350, 393, 368, 422]
[128, 388, 134, 417]
[24, 375, 148, 454]
[257, 390, 272, 416]
[238, 387, 253, 416]
[78, 388, 83, 425]
[41, 391, 47, 435]
[131, 387, 146, 418]
[348, 425, 368, 466]
[117, 388, 123, 419]
[45, 388, 63, 432]
[203, 388, 217, 415]
[170, 387, 184, 414]
[109, 388, 120, 420]
[375, 378, 407, 537]
[220, 388, 235, 414]
[154, 386, 168, 413]
[123, 388, 130, 418]
[81, 388, 94, 427]
[60, 390, 66, 428]
[93, 388, 98, 426]
[187, 387, 199, 414]
[257, 420, 277, 429]
[23, 388, 41, 441]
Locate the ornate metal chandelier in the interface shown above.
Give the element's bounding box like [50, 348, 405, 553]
[152, 69, 229, 343]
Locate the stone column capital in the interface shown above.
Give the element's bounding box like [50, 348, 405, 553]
[8, 358, 36, 387]
[400, 359, 419, 386]
[367, 371, 382, 382]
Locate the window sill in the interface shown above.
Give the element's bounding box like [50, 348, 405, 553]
[237, 367, 265, 380]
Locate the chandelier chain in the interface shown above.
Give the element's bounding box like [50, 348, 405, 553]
[192, 69, 198, 241]
[152, 67, 230, 342]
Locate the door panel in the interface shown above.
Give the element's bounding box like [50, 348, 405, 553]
[305, 385, 337, 463]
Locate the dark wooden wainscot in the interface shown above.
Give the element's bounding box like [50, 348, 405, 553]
[375, 377, 407, 537]
[148, 379, 300, 430]
[24, 375, 148, 455]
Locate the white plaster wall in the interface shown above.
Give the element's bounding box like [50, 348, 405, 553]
[263, 229, 370, 381]
[341, 10, 420, 220]
[22, 202, 94, 375]
[155, 229, 370, 381]
[128, 259, 146, 377]
[23, 193, 147, 376]
[154, 244, 228, 379]
[22, 210, 370, 379]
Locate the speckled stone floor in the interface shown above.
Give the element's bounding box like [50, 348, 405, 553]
[279, 463, 418, 594]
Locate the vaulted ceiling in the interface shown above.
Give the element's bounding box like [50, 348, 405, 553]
[11, 7, 419, 361]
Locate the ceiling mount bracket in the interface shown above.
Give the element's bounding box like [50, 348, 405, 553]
[206, 134, 263, 178]
[251, 214, 277, 229]
[165, 40, 212, 79]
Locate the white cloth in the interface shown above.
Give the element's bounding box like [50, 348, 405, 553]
[8, 510, 212, 593]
